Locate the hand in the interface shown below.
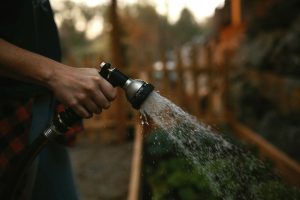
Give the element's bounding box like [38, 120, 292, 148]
[48, 65, 117, 118]
[0, 39, 116, 116]
[0, 39, 116, 117]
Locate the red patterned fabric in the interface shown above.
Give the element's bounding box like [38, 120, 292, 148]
[0, 99, 33, 174]
[0, 99, 83, 173]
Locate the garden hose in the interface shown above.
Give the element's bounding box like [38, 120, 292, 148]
[3, 62, 154, 199]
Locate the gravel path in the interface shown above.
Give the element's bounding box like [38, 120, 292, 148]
[69, 138, 133, 200]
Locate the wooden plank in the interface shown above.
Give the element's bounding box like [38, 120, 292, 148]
[127, 123, 144, 200]
[229, 119, 300, 187]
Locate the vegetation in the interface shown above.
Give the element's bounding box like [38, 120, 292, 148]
[229, 0, 300, 161]
[54, 2, 204, 66]
[143, 129, 300, 200]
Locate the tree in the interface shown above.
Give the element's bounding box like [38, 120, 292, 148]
[122, 4, 168, 66]
[173, 8, 203, 47]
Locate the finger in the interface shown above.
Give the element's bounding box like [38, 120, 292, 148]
[72, 105, 92, 118]
[98, 77, 117, 101]
[95, 108, 102, 114]
[93, 91, 111, 110]
[83, 99, 99, 114]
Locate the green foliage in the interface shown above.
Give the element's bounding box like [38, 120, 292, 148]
[247, 0, 300, 37]
[228, 80, 300, 162]
[144, 131, 217, 199]
[252, 181, 300, 200]
[229, 82, 275, 130]
[148, 158, 216, 200]
[259, 112, 300, 162]
[172, 8, 203, 47]
[143, 129, 300, 200]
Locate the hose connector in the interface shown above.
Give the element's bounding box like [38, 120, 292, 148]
[99, 62, 154, 109]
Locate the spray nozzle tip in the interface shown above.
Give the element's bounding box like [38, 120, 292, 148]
[126, 81, 154, 109]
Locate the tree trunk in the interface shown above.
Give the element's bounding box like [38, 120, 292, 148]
[110, 0, 127, 141]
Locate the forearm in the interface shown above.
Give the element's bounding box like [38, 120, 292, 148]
[0, 39, 116, 118]
[0, 38, 61, 87]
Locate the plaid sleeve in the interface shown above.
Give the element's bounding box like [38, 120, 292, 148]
[0, 100, 84, 176]
[0, 99, 33, 173]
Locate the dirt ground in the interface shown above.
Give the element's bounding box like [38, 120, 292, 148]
[69, 136, 133, 200]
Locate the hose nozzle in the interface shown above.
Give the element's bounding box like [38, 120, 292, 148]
[99, 62, 154, 109]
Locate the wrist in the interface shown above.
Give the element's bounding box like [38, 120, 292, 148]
[42, 60, 64, 89]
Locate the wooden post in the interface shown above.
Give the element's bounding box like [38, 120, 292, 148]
[231, 0, 242, 26]
[161, 51, 169, 96]
[127, 122, 143, 200]
[175, 48, 186, 107]
[190, 45, 200, 117]
[127, 70, 151, 200]
[219, 49, 231, 123]
[206, 41, 217, 122]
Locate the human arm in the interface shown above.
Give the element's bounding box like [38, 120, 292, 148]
[0, 39, 116, 118]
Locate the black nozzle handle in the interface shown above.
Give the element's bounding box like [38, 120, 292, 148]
[53, 108, 81, 134]
[99, 62, 111, 79]
[99, 62, 129, 88]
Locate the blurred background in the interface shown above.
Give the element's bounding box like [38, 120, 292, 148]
[51, 0, 300, 199]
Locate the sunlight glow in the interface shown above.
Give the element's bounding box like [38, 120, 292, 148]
[51, 0, 225, 39]
[52, 0, 224, 23]
[153, 0, 225, 23]
[86, 16, 104, 40]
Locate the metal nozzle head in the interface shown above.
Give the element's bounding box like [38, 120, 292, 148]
[123, 79, 154, 109]
[99, 62, 154, 109]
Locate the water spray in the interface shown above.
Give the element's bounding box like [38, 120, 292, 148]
[4, 62, 154, 200]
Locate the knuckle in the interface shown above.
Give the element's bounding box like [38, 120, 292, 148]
[77, 93, 87, 101]
[93, 76, 101, 82]
[86, 113, 93, 119]
[69, 100, 78, 107]
[85, 84, 94, 92]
